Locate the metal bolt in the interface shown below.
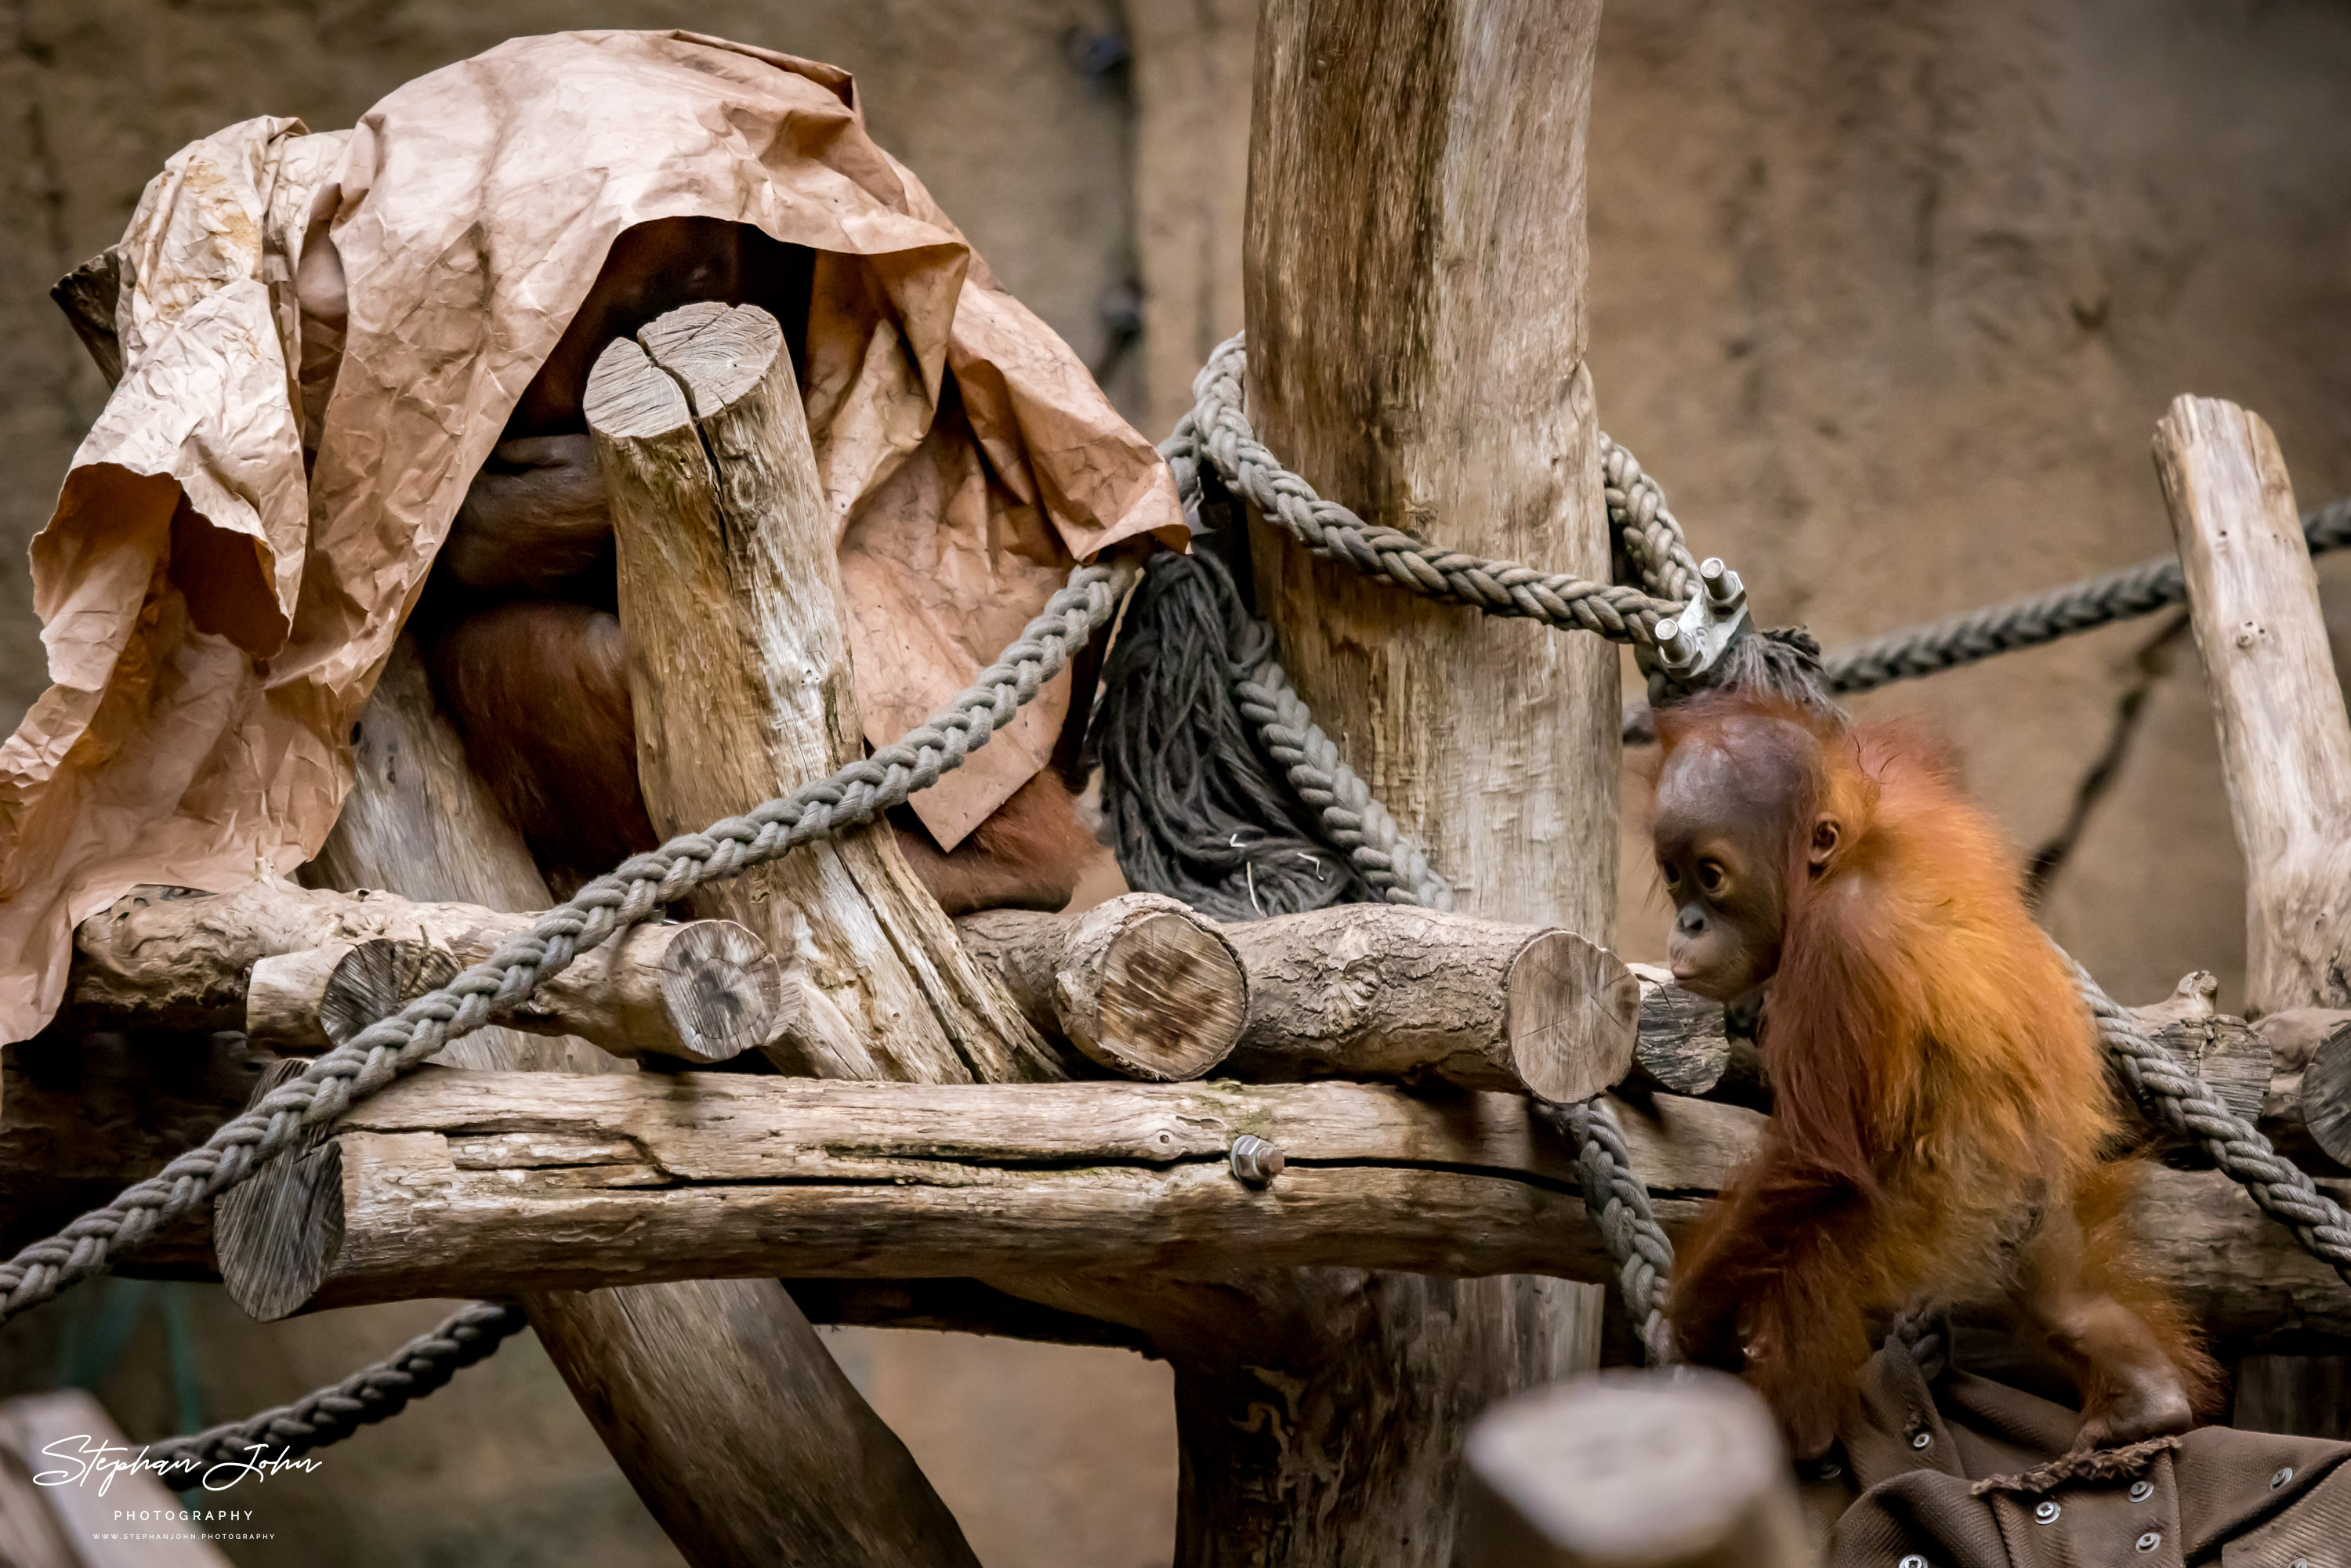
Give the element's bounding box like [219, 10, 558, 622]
[1898, 1557, 1927, 1568]
[1701, 557, 1746, 610]
[1230, 1134, 1284, 1186]
[2033, 1500, 2061, 1524]
[1909, 1430, 1933, 1450]
[2128, 1479, 2153, 1503]
[2271, 1465, 2295, 1490]
[2135, 1533, 2160, 1553]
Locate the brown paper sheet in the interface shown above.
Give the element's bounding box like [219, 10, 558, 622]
[0, 31, 1183, 1043]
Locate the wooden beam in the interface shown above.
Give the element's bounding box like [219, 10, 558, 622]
[590, 301, 1055, 1085]
[1218, 0, 1615, 1555]
[2156, 395, 2351, 1014]
[194, 1068, 2351, 1345]
[1626, 963, 1733, 1096]
[957, 894, 1249, 1081]
[1462, 1371, 1813, 1568]
[301, 621, 976, 1566]
[1216, 904, 1637, 1101]
[68, 878, 774, 1065]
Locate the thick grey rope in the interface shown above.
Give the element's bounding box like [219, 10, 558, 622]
[1179, 335, 1689, 648]
[2078, 963, 2351, 1283]
[0, 561, 1132, 1326]
[1825, 495, 2351, 694]
[147, 1301, 527, 1473]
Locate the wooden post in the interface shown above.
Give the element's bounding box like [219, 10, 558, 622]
[2156, 396, 2351, 1014]
[588, 301, 1058, 1086]
[2155, 393, 2351, 1439]
[1462, 1371, 1814, 1568]
[1161, 2, 1615, 1560]
[303, 631, 980, 1566]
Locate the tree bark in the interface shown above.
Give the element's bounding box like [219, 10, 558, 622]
[301, 614, 975, 1566]
[589, 301, 1056, 1085]
[1202, 1, 1614, 1558]
[1462, 1371, 1814, 1568]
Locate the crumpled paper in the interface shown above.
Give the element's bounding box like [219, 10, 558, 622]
[0, 30, 1183, 1043]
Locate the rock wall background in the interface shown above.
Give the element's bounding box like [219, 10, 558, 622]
[5, 1, 2351, 1564]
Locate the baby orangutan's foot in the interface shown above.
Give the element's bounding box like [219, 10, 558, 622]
[2072, 1365, 2194, 1452]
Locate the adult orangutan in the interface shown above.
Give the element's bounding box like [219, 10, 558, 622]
[1650, 689, 2215, 1455]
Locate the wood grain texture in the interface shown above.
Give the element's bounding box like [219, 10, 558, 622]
[1462, 1371, 1813, 1568]
[591, 302, 1056, 1085]
[300, 635, 611, 1074]
[75, 879, 770, 1064]
[1222, 3, 1613, 1558]
[302, 603, 973, 1567]
[199, 1068, 2351, 1345]
[958, 894, 1248, 1081]
[1219, 904, 1637, 1100]
[2155, 395, 2351, 1013]
[1626, 962, 1732, 1096]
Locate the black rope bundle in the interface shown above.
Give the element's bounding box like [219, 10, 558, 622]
[1092, 511, 1367, 920]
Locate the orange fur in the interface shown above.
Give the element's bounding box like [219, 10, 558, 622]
[1657, 691, 2211, 1452]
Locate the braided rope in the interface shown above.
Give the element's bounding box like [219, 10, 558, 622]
[0, 562, 1132, 1327]
[2076, 962, 2351, 1283]
[1182, 335, 1689, 646]
[1230, 638, 1454, 911]
[148, 1302, 528, 1475]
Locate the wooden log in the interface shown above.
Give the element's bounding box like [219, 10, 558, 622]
[957, 894, 1248, 1080]
[2301, 1023, 2351, 1170]
[589, 300, 1056, 1085]
[1625, 963, 1732, 1096]
[784, 1277, 1157, 1353]
[1215, 905, 1638, 1101]
[1462, 1371, 1813, 1568]
[68, 878, 774, 1066]
[302, 635, 611, 1074]
[2156, 396, 2351, 1013]
[197, 1068, 2351, 1344]
[1212, 0, 1617, 1554]
[50, 247, 124, 386]
[304, 619, 976, 1566]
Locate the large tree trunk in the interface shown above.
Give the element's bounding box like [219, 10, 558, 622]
[1165, 2, 1616, 1561]
[305, 621, 976, 1566]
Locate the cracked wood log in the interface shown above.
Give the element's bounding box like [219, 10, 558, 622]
[1463, 1371, 1813, 1568]
[200, 1067, 2351, 1345]
[956, 894, 1248, 1080]
[301, 581, 976, 1566]
[2157, 394, 2351, 1433]
[589, 300, 1055, 1085]
[1216, 0, 1615, 1556]
[67, 878, 773, 1065]
[1215, 904, 1638, 1100]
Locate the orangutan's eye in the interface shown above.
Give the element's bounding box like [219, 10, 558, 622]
[1697, 860, 1726, 895]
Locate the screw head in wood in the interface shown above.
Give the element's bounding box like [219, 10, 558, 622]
[1230, 1134, 1284, 1186]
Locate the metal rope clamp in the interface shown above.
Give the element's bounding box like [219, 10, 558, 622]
[1639, 557, 1754, 704]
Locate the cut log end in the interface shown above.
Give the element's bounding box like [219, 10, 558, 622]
[1063, 907, 1248, 1081]
[1505, 932, 1640, 1103]
[585, 336, 692, 440]
[1465, 1369, 1810, 1568]
[657, 920, 781, 1064]
[2302, 1021, 2351, 1169]
[214, 1058, 346, 1323]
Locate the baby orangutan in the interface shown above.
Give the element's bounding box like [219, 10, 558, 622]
[1652, 690, 2215, 1456]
